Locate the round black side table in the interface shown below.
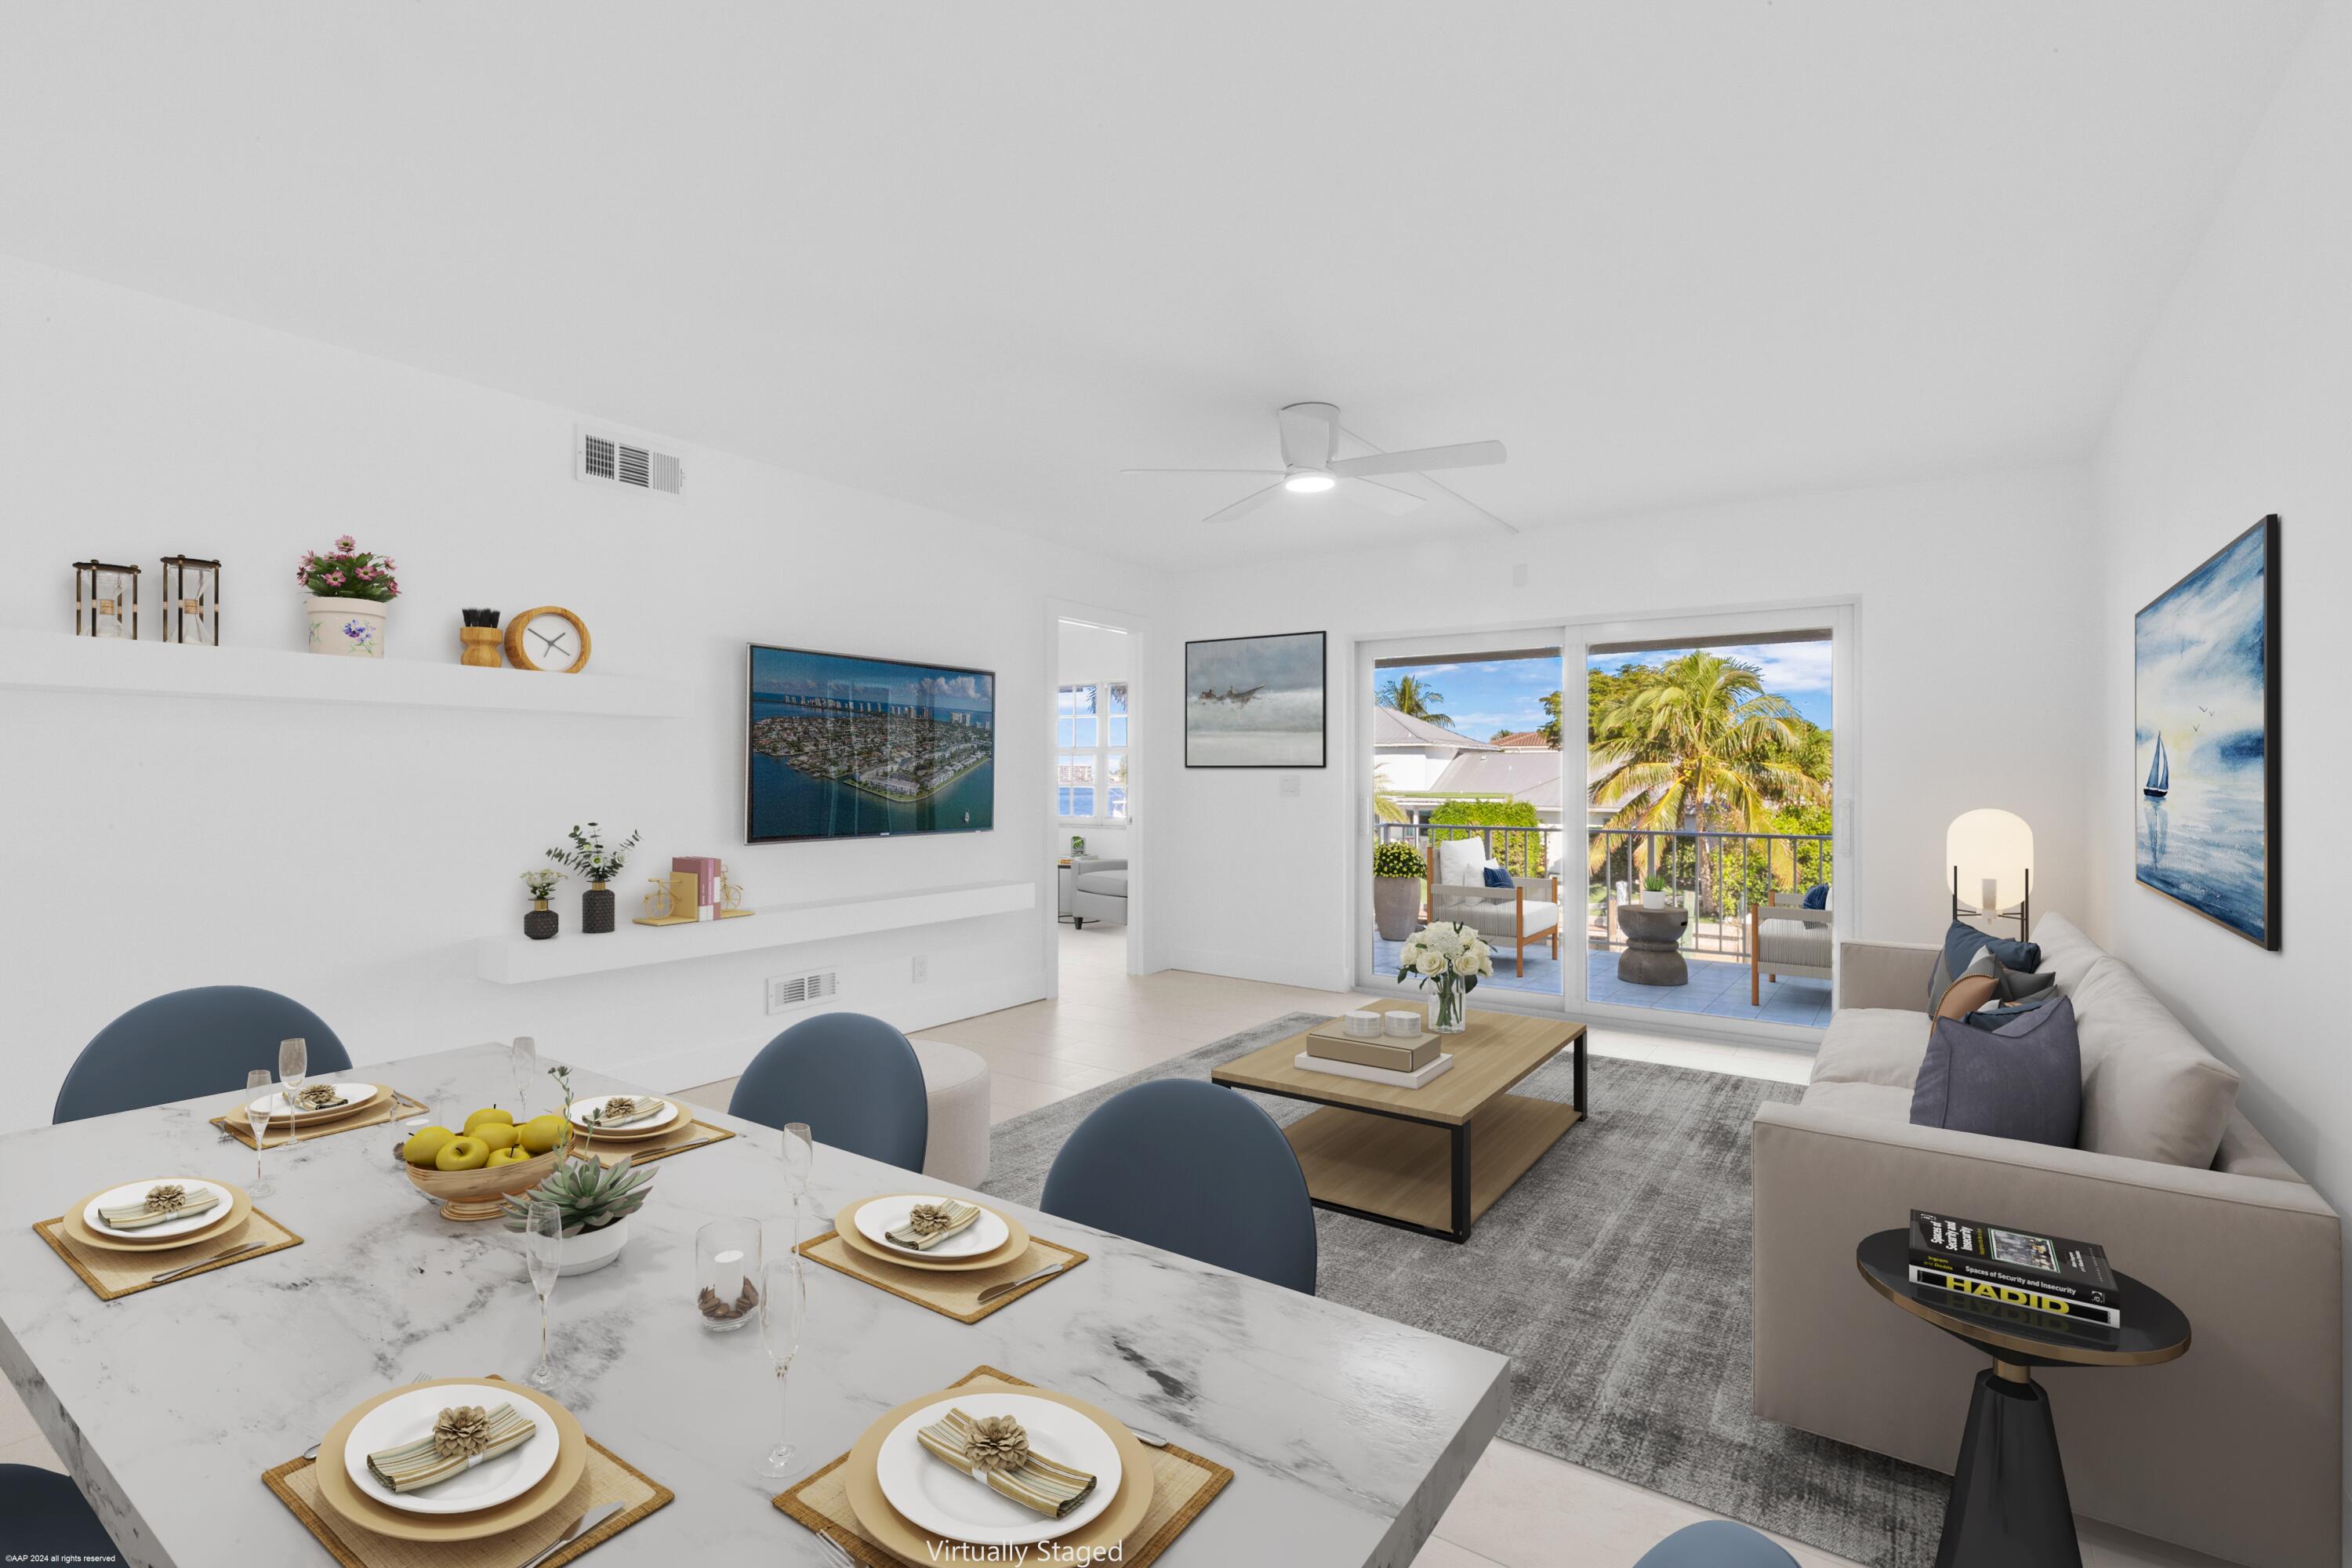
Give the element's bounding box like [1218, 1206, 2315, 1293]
[1855, 1229, 2190, 1568]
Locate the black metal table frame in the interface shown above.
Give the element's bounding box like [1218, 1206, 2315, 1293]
[1223, 1030, 1587, 1243]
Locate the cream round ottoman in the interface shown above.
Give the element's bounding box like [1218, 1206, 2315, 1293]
[912, 1039, 991, 1189]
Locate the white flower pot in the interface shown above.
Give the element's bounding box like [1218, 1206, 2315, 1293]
[306, 595, 389, 658]
[1641, 890, 1668, 909]
[556, 1216, 630, 1276]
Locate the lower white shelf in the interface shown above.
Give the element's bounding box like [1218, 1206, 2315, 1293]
[475, 879, 1039, 983]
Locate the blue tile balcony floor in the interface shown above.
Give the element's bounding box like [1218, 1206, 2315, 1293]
[1370, 937, 1831, 1029]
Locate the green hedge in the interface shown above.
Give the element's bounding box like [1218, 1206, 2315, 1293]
[1427, 798, 1547, 877]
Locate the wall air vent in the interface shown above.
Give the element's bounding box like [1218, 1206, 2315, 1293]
[575, 424, 684, 497]
[765, 969, 839, 1014]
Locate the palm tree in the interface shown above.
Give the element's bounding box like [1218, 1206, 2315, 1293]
[1371, 764, 1410, 825]
[1586, 652, 1825, 913]
[1377, 674, 1453, 729]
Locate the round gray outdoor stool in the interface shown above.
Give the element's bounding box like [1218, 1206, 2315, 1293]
[913, 1039, 991, 1189]
[1617, 904, 1690, 987]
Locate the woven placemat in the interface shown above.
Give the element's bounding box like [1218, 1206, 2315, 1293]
[263, 1379, 671, 1568]
[775, 1365, 1232, 1567]
[35, 1210, 303, 1301]
[572, 1116, 736, 1169]
[215, 1091, 430, 1149]
[796, 1231, 1087, 1324]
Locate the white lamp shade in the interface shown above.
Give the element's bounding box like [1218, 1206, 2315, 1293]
[1947, 809, 2033, 916]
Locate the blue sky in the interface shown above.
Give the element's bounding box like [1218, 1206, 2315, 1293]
[1378, 641, 1833, 740]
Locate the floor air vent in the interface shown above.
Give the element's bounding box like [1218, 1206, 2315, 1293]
[766, 969, 839, 1014]
[576, 426, 684, 495]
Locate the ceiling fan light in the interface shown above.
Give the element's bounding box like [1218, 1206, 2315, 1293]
[1283, 470, 1337, 494]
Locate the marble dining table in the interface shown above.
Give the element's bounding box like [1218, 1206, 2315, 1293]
[0, 1042, 1510, 1568]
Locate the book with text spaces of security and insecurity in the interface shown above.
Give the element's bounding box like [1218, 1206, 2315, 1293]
[1908, 1209, 2120, 1310]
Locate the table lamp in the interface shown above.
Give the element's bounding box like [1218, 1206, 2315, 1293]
[1947, 809, 2032, 934]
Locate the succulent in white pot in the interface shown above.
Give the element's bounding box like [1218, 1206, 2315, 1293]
[501, 1154, 655, 1276]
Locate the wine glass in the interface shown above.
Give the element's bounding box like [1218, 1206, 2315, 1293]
[510, 1036, 537, 1117]
[242, 1069, 275, 1197]
[782, 1122, 813, 1240]
[521, 1200, 563, 1389]
[278, 1037, 308, 1145]
[757, 1250, 807, 1479]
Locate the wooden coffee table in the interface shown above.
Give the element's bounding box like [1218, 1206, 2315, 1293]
[1211, 1012, 1587, 1243]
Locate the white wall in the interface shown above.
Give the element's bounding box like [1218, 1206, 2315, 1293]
[2088, 0, 2350, 1526]
[1152, 462, 2101, 992]
[0, 256, 1160, 1128]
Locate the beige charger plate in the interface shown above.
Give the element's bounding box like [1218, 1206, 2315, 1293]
[834, 1197, 1029, 1273]
[60, 1180, 252, 1253]
[843, 1376, 1153, 1563]
[311, 1376, 588, 1543]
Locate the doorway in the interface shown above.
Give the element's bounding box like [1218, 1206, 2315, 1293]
[1050, 612, 1134, 994]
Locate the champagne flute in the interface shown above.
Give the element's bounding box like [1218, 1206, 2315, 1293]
[510, 1036, 537, 1117]
[243, 1069, 276, 1197]
[757, 1250, 807, 1479]
[278, 1037, 308, 1146]
[522, 1200, 562, 1389]
[782, 1122, 813, 1242]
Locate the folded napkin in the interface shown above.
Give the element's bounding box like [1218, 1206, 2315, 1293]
[914, 1408, 1098, 1519]
[365, 1403, 539, 1494]
[287, 1083, 350, 1112]
[887, 1200, 982, 1251]
[96, 1183, 222, 1230]
[581, 1096, 666, 1131]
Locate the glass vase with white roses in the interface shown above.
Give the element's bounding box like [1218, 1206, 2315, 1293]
[1395, 921, 1494, 1033]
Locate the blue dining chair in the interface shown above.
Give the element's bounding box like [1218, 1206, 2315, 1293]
[1634, 1521, 1798, 1568]
[728, 1011, 929, 1170]
[52, 985, 353, 1124]
[1041, 1079, 1316, 1294]
[0, 1464, 118, 1560]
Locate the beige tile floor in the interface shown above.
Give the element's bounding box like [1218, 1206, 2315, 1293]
[1, 924, 2238, 1566]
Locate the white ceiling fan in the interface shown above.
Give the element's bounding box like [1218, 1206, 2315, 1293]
[1123, 401, 1510, 528]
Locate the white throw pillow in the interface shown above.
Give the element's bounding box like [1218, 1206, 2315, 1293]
[1435, 837, 1487, 887]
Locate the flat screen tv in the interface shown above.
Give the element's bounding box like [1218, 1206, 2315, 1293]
[745, 644, 996, 843]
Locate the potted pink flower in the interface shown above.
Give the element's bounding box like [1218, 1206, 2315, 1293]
[299, 535, 400, 658]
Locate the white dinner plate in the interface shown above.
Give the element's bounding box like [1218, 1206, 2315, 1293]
[246, 1082, 378, 1119]
[341, 1383, 559, 1515]
[875, 1392, 1121, 1548]
[855, 1196, 1011, 1260]
[82, 1178, 230, 1240]
[565, 1094, 680, 1134]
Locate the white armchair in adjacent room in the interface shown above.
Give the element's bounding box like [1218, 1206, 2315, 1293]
[1069, 855, 1127, 929]
[1425, 836, 1560, 977]
[1749, 887, 1831, 1004]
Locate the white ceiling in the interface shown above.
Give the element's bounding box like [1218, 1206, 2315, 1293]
[0, 2, 2317, 567]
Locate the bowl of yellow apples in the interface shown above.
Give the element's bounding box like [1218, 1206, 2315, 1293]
[401, 1107, 575, 1221]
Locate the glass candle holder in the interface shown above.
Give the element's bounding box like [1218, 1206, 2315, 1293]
[696, 1219, 763, 1332]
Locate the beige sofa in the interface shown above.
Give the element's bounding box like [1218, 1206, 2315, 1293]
[1753, 914, 2341, 1568]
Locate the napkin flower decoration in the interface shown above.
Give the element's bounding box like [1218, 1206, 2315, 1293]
[598, 1095, 646, 1120]
[292, 1083, 343, 1110]
[908, 1202, 955, 1236]
[962, 1414, 1030, 1474]
[431, 1406, 494, 1459]
[143, 1183, 189, 1215]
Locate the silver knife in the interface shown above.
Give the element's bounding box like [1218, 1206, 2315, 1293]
[511, 1501, 626, 1568]
[151, 1240, 265, 1283]
[975, 1262, 1064, 1305]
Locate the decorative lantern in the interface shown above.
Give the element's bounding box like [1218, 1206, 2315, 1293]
[72, 560, 140, 639]
[160, 555, 222, 645]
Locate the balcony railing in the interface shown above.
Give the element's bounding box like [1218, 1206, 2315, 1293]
[1373, 822, 1831, 960]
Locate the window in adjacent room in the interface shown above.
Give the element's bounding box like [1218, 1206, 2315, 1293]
[1057, 682, 1128, 821]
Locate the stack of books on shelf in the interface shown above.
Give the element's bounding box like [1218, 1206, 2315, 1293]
[1294, 1004, 1454, 1088]
[1907, 1207, 2122, 1330]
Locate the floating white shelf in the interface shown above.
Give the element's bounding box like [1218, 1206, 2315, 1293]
[0, 628, 688, 717]
[474, 879, 1039, 984]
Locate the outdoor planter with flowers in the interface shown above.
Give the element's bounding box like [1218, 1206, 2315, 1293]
[1396, 920, 1494, 1033]
[298, 535, 401, 658]
[547, 823, 641, 935]
[1372, 840, 1427, 942]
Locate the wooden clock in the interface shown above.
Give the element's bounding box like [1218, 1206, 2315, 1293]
[503, 606, 592, 672]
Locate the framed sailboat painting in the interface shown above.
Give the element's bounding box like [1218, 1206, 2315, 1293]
[2134, 515, 2280, 949]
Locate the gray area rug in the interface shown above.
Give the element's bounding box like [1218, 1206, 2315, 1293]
[985, 1012, 1945, 1568]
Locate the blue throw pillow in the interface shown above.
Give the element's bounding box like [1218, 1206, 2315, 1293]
[1911, 996, 2081, 1146]
[1802, 884, 1829, 909]
[1481, 865, 1515, 888]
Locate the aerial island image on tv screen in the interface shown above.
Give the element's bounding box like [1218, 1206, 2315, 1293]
[746, 644, 996, 842]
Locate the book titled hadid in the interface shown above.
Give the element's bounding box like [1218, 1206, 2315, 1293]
[1908, 1208, 2122, 1329]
